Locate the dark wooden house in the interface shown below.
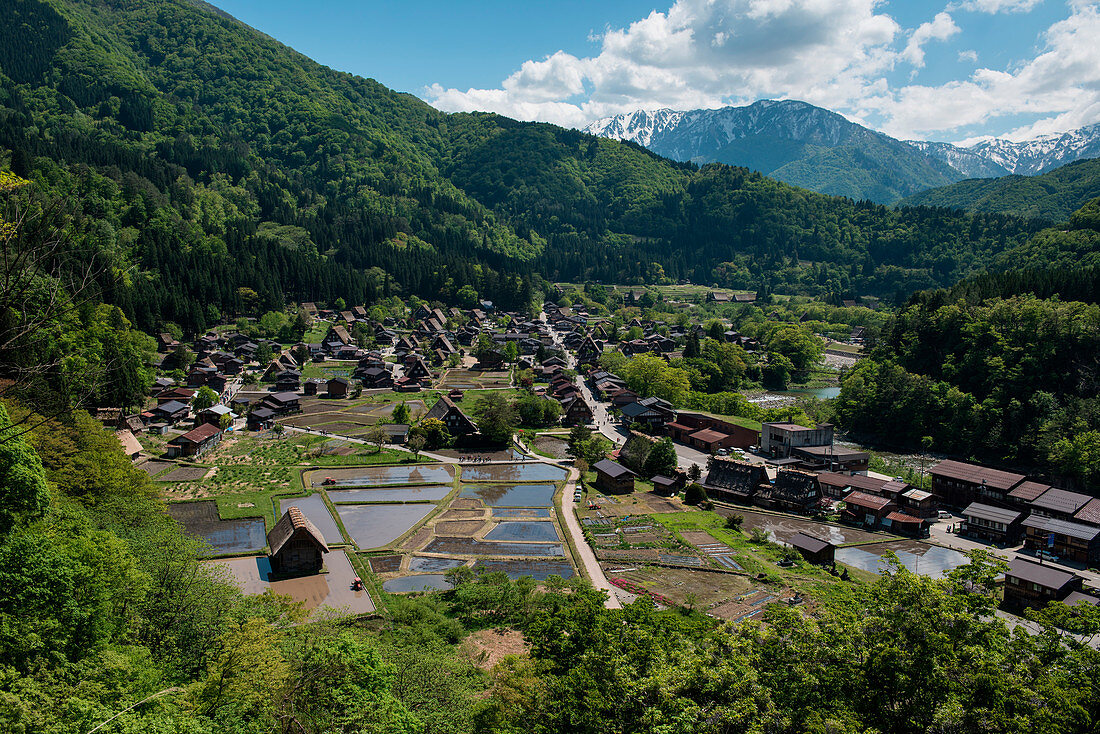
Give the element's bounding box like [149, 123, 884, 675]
[789, 532, 835, 565]
[268, 506, 329, 575]
[703, 458, 767, 504]
[593, 459, 637, 494]
[423, 396, 477, 435]
[1003, 557, 1081, 610]
[756, 469, 821, 514]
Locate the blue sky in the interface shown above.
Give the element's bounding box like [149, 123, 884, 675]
[213, 1, 1100, 143]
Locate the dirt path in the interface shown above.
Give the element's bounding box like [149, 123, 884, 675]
[560, 467, 622, 609]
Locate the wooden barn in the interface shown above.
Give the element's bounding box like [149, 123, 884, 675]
[267, 506, 329, 575]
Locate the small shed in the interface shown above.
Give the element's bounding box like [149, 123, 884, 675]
[651, 473, 685, 496]
[268, 506, 329, 575]
[593, 459, 637, 494]
[788, 532, 835, 565]
[327, 376, 350, 398]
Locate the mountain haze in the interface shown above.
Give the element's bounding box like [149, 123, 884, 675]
[584, 101, 962, 203]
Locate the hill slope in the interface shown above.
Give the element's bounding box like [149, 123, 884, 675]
[0, 0, 1061, 333]
[584, 101, 964, 203]
[897, 158, 1100, 220]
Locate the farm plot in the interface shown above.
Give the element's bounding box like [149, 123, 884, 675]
[168, 501, 267, 554]
[335, 503, 435, 549]
[160, 466, 212, 482]
[604, 565, 756, 609]
[461, 462, 567, 483]
[383, 575, 452, 593]
[310, 464, 454, 487]
[460, 483, 557, 507]
[138, 461, 173, 477]
[409, 556, 467, 572]
[368, 555, 402, 573]
[473, 559, 574, 580]
[422, 537, 564, 556]
[485, 521, 560, 542]
[327, 486, 453, 503]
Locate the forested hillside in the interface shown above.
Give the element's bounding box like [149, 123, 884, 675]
[834, 197, 1100, 486]
[0, 0, 1060, 335]
[898, 158, 1100, 220]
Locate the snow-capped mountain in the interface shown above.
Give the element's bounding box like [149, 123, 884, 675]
[583, 101, 1100, 202]
[583, 100, 963, 203]
[904, 141, 1011, 179]
[963, 123, 1100, 175]
[583, 108, 685, 147]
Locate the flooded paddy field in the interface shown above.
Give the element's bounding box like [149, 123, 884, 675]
[409, 556, 467, 572]
[474, 559, 574, 580]
[335, 503, 435, 549]
[836, 540, 969, 579]
[461, 462, 567, 483]
[460, 483, 557, 507]
[309, 464, 453, 487]
[279, 495, 344, 545]
[168, 501, 267, 554]
[211, 551, 374, 615]
[327, 486, 452, 503]
[492, 508, 551, 518]
[423, 537, 564, 556]
[716, 507, 884, 546]
[484, 521, 560, 542]
[383, 574, 452, 593]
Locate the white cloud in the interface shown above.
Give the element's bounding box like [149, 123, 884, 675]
[949, 0, 1043, 13]
[426, 0, 900, 127]
[900, 12, 960, 69]
[872, 4, 1100, 139]
[423, 0, 1100, 142]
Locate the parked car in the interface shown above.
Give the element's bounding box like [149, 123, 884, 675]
[938, 510, 951, 519]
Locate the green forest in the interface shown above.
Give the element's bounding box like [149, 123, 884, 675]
[833, 197, 1100, 486]
[0, 0, 1071, 337]
[898, 158, 1100, 221]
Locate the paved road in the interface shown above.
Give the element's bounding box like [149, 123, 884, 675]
[560, 466, 622, 609]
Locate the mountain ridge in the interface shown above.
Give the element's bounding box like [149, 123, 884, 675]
[584, 102, 1100, 201]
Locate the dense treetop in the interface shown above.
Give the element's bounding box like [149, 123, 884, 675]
[898, 158, 1100, 221]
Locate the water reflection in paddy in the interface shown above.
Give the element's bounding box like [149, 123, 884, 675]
[327, 486, 452, 503]
[460, 483, 557, 507]
[279, 495, 343, 545]
[461, 463, 567, 483]
[484, 521, 560, 542]
[492, 508, 551, 518]
[424, 537, 564, 556]
[409, 556, 466, 572]
[474, 559, 575, 580]
[335, 503, 435, 548]
[835, 541, 969, 579]
[314, 464, 454, 487]
[382, 574, 452, 593]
